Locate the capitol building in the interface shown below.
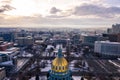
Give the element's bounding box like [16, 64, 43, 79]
[47, 47, 73, 80]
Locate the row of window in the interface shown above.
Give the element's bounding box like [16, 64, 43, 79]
[51, 77, 70, 80]
[52, 66, 68, 71]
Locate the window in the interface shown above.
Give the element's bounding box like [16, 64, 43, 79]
[52, 66, 54, 69]
[59, 66, 61, 70]
[56, 66, 57, 70]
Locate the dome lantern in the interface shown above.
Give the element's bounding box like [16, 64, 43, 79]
[52, 47, 68, 72]
[58, 47, 63, 58]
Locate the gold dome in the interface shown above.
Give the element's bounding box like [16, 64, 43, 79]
[52, 48, 68, 72]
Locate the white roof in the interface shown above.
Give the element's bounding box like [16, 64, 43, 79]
[0, 47, 19, 54]
[0, 61, 13, 65]
[95, 41, 120, 45]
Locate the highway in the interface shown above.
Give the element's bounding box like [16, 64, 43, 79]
[16, 58, 30, 72]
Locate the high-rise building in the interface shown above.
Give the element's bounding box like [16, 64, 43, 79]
[47, 48, 72, 80]
[112, 24, 120, 34]
[107, 28, 112, 34]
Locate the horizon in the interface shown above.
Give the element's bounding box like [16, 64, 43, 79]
[0, 25, 109, 29]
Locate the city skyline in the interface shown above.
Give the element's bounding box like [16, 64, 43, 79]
[0, 0, 120, 28]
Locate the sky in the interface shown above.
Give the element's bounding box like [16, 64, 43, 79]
[0, 0, 120, 28]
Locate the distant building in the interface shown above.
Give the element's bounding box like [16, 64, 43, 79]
[17, 30, 28, 37]
[0, 54, 9, 62]
[97, 36, 108, 41]
[0, 61, 15, 76]
[107, 24, 120, 34]
[0, 42, 14, 51]
[103, 34, 118, 42]
[103, 33, 120, 42]
[16, 36, 34, 47]
[0, 48, 19, 62]
[50, 38, 68, 47]
[71, 34, 80, 45]
[0, 37, 3, 41]
[112, 24, 120, 34]
[117, 33, 120, 42]
[94, 41, 120, 57]
[106, 24, 120, 42]
[0, 32, 14, 42]
[81, 35, 98, 48]
[83, 36, 97, 43]
[107, 28, 112, 34]
[0, 41, 18, 74]
[0, 42, 19, 62]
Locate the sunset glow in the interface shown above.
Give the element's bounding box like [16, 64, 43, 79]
[0, 0, 120, 28]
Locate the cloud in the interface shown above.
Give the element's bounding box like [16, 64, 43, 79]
[0, 13, 120, 28]
[47, 15, 66, 18]
[91, 0, 102, 2]
[1, 0, 12, 4]
[0, 5, 15, 13]
[73, 4, 120, 18]
[0, 0, 120, 28]
[0, 0, 15, 13]
[48, 4, 120, 19]
[50, 7, 61, 14]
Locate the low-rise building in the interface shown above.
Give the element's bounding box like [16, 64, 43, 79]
[71, 34, 80, 45]
[81, 35, 98, 48]
[0, 42, 14, 51]
[94, 41, 120, 57]
[16, 36, 34, 47]
[0, 67, 6, 80]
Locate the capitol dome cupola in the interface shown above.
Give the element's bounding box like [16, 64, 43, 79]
[47, 45, 73, 80]
[52, 48, 68, 73]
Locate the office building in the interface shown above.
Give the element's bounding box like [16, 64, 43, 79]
[16, 36, 34, 47]
[94, 41, 120, 57]
[112, 24, 120, 34]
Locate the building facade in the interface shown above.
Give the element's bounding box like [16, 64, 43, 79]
[112, 24, 120, 34]
[94, 41, 120, 57]
[0, 67, 6, 80]
[16, 36, 34, 47]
